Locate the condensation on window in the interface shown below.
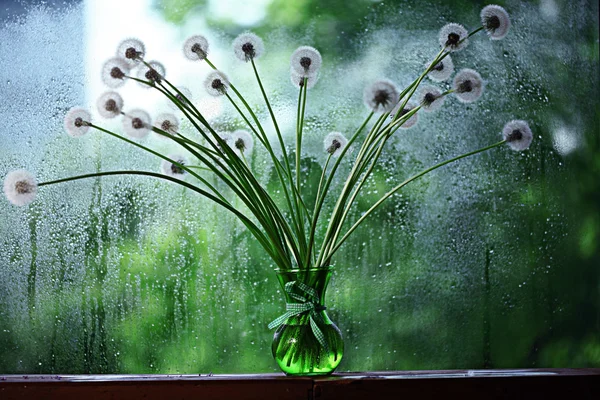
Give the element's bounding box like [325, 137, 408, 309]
[0, 0, 598, 373]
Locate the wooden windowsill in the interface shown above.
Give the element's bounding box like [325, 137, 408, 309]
[1, 369, 599, 399]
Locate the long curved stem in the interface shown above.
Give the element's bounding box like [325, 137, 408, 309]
[38, 170, 279, 262]
[325, 140, 507, 260]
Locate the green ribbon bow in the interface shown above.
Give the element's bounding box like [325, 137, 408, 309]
[268, 281, 329, 352]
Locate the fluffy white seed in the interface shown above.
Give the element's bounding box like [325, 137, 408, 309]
[154, 113, 180, 138]
[290, 46, 322, 77]
[122, 109, 151, 139]
[290, 70, 319, 89]
[204, 71, 230, 97]
[453, 69, 485, 103]
[427, 55, 454, 82]
[323, 132, 348, 158]
[101, 57, 131, 89]
[64, 107, 92, 137]
[390, 101, 419, 129]
[116, 38, 145, 67]
[481, 5, 511, 40]
[363, 80, 400, 113]
[419, 85, 446, 112]
[96, 92, 123, 119]
[136, 61, 165, 88]
[3, 170, 38, 206]
[161, 155, 187, 177]
[502, 120, 533, 151]
[439, 23, 469, 51]
[233, 32, 265, 62]
[230, 130, 254, 156]
[183, 35, 209, 61]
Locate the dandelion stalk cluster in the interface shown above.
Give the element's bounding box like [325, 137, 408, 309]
[4, 5, 529, 273]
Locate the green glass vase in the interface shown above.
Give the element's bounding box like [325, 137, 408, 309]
[271, 267, 344, 376]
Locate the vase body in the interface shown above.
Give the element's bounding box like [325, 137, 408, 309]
[271, 267, 344, 376]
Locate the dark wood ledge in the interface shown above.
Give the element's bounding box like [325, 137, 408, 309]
[1, 369, 599, 399]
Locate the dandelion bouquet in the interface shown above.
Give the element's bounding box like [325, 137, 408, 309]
[3, 4, 533, 375]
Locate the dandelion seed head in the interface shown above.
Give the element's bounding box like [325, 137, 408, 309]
[205, 71, 230, 97]
[102, 57, 130, 89]
[439, 23, 469, 51]
[123, 109, 151, 139]
[161, 155, 187, 177]
[137, 61, 165, 88]
[230, 130, 253, 156]
[502, 120, 533, 151]
[64, 107, 92, 137]
[116, 38, 145, 66]
[427, 55, 454, 82]
[154, 113, 179, 138]
[390, 101, 419, 129]
[453, 68, 484, 103]
[290, 46, 322, 77]
[3, 170, 38, 206]
[183, 35, 209, 61]
[167, 86, 193, 111]
[363, 80, 400, 113]
[419, 85, 445, 112]
[324, 132, 348, 157]
[290, 70, 319, 89]
[96, 91, 123, 119]
[233, 32, 265, 62]
[207, 132, 232, 152]
[481, 5, 511, 40]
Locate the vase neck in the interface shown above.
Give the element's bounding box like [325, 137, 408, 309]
[276, 268, 332, 306]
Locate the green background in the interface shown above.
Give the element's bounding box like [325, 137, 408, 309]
[0, 0, 598, 373]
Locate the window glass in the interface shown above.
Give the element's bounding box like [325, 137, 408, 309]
[1, 0, 598, 373]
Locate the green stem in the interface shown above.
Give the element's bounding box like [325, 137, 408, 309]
[295, 84, 303, 195]
[317, 112, 388, 266]
[250, 58, 292, 182]
[311, 112, 374, 268]
[38, 170, 278, 262]
[326, 140, 507, 260]
[129, 69, 296, 268]
[305, 153, 332, 266]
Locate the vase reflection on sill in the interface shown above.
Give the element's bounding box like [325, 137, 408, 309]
[271, 267, 344, 376]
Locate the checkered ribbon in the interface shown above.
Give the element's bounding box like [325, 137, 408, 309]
[268, 281, 329, 352]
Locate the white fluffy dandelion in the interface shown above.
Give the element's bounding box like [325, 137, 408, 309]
[427, 55, 454, 82]
[439, 23, 469, 51]
[453, 69, 484, 103]
[481, 5, 511, 40]
[290, 46, 322, 77]
[64, 107, 92, 137]
[122, 109, 151, 139]
[3, 170, 37, 206]
[205, 71, 230, 97]
[419, 85, 446, 112]
[230, 130, 254, 156]
[161, 155, 187, 177]
[502, 120, 533, 151]
[101, 57, 131, 89]
[154, 113, 179, 138]
[390, 101, 419, 129]
[116, 38, 145, 67]
[167, 86, 194, 111]
[136, 61, 165, 88]
[183, 35, 209, 61]
[96, 91, 124, 119]
[233, 32, 265, 62]
[363, 80, 400, 113]
[207, 132, 232, 152]
[323, 132, 348, 158]
[290, 70, 319, 89]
